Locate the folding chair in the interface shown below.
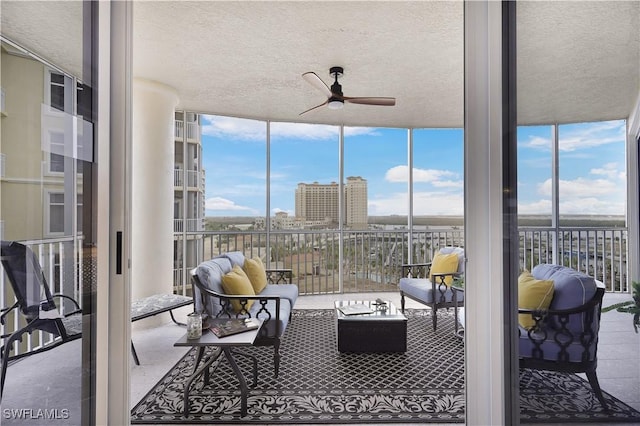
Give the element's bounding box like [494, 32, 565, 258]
[0, 241, 82, 400]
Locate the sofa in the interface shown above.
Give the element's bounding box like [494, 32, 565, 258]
[399, 247, 465, 331]
[191, 251, 298, 377]
[518, 263, 607, 409]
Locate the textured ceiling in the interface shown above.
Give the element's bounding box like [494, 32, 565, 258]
[2, 1, 639, 128]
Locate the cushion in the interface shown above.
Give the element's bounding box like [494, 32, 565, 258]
[221, 264, 255, 313]
[531, 264, 597, 333]
[220, 251, 246, 268]
[243, 257, 268, 293]
[429, 252, 460, 285]
[438, 247, 465, 274]
[518, 270, 554, 330]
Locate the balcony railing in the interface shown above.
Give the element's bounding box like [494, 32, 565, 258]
[174, 218, 204, 232]
[174, 169, 203, 189]
[172, 226, 629, 296]
[174, 120, 199, 141]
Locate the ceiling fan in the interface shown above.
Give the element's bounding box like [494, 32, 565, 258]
[300, 66, 396, 115]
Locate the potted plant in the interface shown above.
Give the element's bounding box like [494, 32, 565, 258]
[602, 281, 640, 333]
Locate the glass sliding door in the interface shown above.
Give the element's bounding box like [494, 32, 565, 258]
[0, 1, 96, 424]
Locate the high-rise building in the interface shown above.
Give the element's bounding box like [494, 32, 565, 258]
[173, 112, 205, 290]
[295, 177, 367, 229]
[345, 176, 368, 230]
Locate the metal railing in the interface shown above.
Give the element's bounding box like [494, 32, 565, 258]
[174, 218, 204, 232]
[173, 226, 629, 296]
[174, 120, 199, 141]
[0, 237, 85, 357]
[174, 169, 202, 188]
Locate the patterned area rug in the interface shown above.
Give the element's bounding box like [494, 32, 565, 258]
[131, 309, 640, 424]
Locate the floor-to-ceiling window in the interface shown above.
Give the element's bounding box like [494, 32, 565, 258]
[0, 1, 97, 423]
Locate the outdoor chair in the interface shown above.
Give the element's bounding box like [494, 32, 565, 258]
[519, 264, 608, 410]
[0, 241, 82, 400]
[399, 246, 465, 332]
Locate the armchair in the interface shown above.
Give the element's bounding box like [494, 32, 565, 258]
[519, 264, 608, 410]
[0, 241, 82, 400]
[399, 247, 464, 332]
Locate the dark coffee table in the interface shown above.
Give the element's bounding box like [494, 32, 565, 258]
[334, 300, 408, 353]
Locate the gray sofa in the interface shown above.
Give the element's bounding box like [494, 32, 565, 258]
[191, 251, 298, 377]
[519, 263, 607, 409]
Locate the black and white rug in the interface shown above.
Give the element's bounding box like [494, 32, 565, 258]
[131, 309, 640, 424]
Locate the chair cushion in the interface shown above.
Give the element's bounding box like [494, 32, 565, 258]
[532, 264, 597, 333]
[243, 257, 268, 293]
[518, 270, 554, 330]
[438, 246, 465, 274]
[519, 326, 597, 362]
[221, 265, 255, 313]
[429, 252, 459, 285]
[399, 277, 460, 304]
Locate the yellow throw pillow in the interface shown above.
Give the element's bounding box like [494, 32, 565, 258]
[518, 271, 554, 330]
[221, 264, 255, 313]
[243, 256, 268, 294]
[429, 252, 460, 285]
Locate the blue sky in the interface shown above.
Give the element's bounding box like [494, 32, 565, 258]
[201, 116, 626, 218]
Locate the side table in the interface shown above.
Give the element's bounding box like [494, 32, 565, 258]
[174, 318, 263, 417]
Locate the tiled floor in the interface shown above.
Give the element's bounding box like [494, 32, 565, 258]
[2, 292, 638, 426]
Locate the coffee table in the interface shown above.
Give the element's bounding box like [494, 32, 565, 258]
[334, 300, 408, 353]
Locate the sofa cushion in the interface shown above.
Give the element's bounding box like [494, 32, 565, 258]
[429, 252, 459, 285]
[259, 283, 299, 307]
[220, 251, 246, 268]
[518, 270, 554, 330]
[243, 256, 268, 293]
[532, 264, 597, 333]
[194, 257, 233, 316]
[221, 265, 255, 313]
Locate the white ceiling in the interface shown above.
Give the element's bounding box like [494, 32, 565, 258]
[2, 1, 639, 129]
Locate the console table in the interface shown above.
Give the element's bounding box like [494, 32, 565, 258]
[130, 293, 193, 365]
[174, 318, 263, 417]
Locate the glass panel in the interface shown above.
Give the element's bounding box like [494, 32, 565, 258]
[517, 125, 553, 269]
[270, 121, 339, 293]
[200, 115, 266, 261]
[0, 1, 95, 423]
[558, 120, 628, 287]
[343, 127, 406, 292]
[413, 128, 464, 253]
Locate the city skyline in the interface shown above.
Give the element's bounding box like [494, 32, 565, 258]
[201, 115, 626, 219]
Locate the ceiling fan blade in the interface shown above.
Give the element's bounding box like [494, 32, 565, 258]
[343, 96, 396, 106]
[302, 72, 332, 98]
[299, 100, 328, 115]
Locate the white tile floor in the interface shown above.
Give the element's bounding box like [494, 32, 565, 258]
[2, 291, 638, 425]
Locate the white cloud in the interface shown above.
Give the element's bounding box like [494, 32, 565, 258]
[272, 207, 294, 216]
[521, 120, 625, 152]
[202, 115, 378, 141]
[368, 190, 463, 216]
[538, 177, 620, 198]
[590, 162, 625, 181]
[518, 199, 552, 215]
[205, 197, 258, 214]
[385, 165, 459, 185]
